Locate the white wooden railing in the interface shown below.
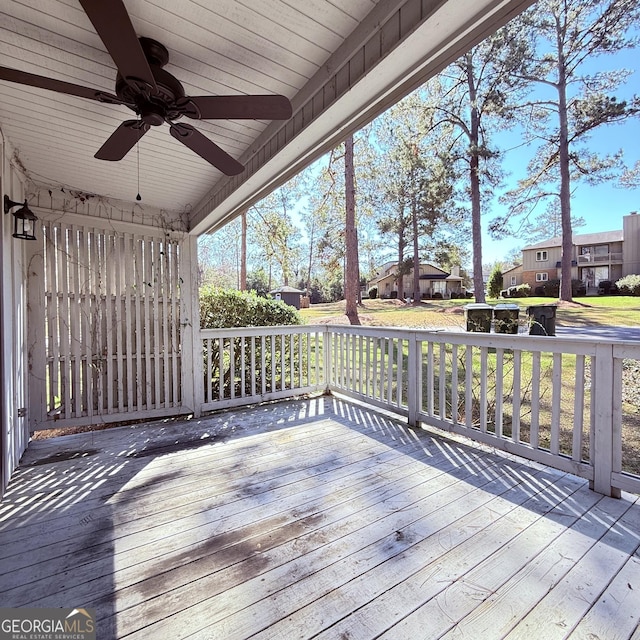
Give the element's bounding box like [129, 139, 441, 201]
[199, 325, 326, 412]
[199, 324, 640, 497]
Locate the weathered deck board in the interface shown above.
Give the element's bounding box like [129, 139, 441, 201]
[0, 396, 638, 639]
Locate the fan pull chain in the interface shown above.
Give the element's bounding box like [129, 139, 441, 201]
[136, 124, 142, 201]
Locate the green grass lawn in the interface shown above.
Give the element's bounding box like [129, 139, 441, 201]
[299, 296, 640, 328]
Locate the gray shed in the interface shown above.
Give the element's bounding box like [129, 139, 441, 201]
[269, 286, 304, 310]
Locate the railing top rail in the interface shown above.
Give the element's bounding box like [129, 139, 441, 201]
[200, 325, 322, 339]
[412, 330, 601, 355]
[315, 324, 639, 356]
[613, 343, 640, 359]
[199, 323, 639, 357]
[321, 324, 421, 339]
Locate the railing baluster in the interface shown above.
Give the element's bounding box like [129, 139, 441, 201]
[240, 336, 246, 397]
[512, 350, 522, 443]
[427, 341, 434, 417]
[205, 338, 213, 402]
[358, 335, 364, 395]
[396, 338, 403, 408]
[261, 335, 267, 395]
[550, 353, 562, 455]
[219, 337, 224, 401]
[573, 354, 585, 461]
[372, 337, 378, 400]
[465, 345, 473, 428]
[271, 334, 276, 393]
[495, 348, 504, 438]
[387, 337, 394, 404]
[479, 347, 488, 434]
[251, 336, 256, 397]
[230, 337, 236, 399]
[530, 351, 541, 449]
[451, 343, 458, 425]
[439, 343, 446, 420]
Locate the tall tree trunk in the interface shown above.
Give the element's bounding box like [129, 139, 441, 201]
[396, 202, 406, 295]
[344, 135, 361, 325]
[466, 53, 485, 304]
[240, 210, 247, 291]
[306, 218, 315, 296]
[556, 16, 573, 303]
[411, 191, 421, 304]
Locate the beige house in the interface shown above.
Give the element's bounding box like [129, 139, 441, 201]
[501, 263, 524, 290]
[369, 262, 465, 299]
[520, 212, 640, 293]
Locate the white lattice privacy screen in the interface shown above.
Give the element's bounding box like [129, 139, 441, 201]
[32, 219, 185, 429]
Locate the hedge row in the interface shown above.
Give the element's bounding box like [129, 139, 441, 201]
[200, 286, 302, 328]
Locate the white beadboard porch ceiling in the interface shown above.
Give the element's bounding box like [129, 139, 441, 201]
[0, 0, 534, 235]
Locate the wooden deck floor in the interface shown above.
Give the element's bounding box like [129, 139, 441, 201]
[1, 396, 639, 639]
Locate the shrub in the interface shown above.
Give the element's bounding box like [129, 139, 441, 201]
[573, 279, 587, 297]
[542, 279, 560, 297]
[368, 286, 378, 299]
[487, 265, 503, 299]
[541, 279, 584, 297]
[432, 292, 443, 299]
[534, 286, 545, 296]
[199, 286, 302, 328]
[597, 280, 619, 295]
[199, 288, 304, 400]
[616, 274, 640, 296]
[507, 283, 531, 298]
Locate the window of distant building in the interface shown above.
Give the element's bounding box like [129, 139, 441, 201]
[432, 280, 446, 294]
[510, 276, 517, 285]
[536, 272, 548, 282]
[536, 250, 548, 261]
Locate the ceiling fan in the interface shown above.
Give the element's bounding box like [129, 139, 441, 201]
[0, 0, 293, 176]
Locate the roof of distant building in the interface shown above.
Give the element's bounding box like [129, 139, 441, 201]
[502, 264, 522, 274]
[269, 286, 304, 294]
[523, 230, 623, 250]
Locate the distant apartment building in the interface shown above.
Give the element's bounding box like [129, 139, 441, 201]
[501, 263, 524, 290]
[368, 262, 465, 299]
[518, 212, 640, 292]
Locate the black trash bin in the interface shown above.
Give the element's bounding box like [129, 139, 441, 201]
[464, 303, 492, 332]
[494, 303, 520, 334]
[527, 304, 557, 336]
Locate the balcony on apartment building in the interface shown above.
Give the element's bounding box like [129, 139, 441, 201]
[576, 246, 623, 265]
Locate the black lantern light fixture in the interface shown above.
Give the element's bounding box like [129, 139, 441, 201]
[4, 195, 38, 241]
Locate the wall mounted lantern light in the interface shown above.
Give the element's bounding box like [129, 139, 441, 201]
[4, 195, 38, 241]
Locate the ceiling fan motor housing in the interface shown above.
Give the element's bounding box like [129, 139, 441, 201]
[115, 37, 186, 125]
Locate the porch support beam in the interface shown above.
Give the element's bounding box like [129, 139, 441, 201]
[180, 235, 203, 418]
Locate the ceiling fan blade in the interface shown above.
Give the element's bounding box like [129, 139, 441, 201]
[0, 65, 124, 104]
[181, 95, 293, 121]
[79, 0, 157, 93]
[95, 120, 150, 161]
[170, 123, 244, 175]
